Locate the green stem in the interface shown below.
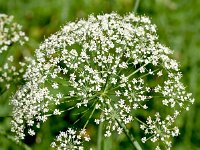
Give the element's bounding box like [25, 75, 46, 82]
[97, 121, 103, 150]
[134, 117, 147, 126]
[83, 104, 96, 129]
[106, 101, 142, 150]
[133, 0, 140, 13]
[127, 63, 147, 78]
[115, 118, 142, 150]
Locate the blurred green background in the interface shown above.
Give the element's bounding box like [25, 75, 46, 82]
[0, 0, 200, 149]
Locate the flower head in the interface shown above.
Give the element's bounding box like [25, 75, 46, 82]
[0, 14, 29, 91]
[11, 12, 194, 149]
[51, 128, 90, 150]
[0, 14, 28, 53]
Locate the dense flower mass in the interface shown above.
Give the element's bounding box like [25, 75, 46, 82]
[11, 13, 194, 149]
[0, 14, 28, 53]
[51, 128, 90, 150]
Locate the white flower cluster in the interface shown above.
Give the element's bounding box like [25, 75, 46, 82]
[0, 14, 29, 92]
[51, 128, 90, 150]
[0, 13, 28, 53]
[140, 112, 180, 149]
[11, 13, 194, 149]
[0, 56, 30, 90]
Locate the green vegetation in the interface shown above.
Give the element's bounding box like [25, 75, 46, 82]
[0, 0, 199, 149]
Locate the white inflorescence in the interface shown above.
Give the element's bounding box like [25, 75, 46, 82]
[11, 13, 194, 149]
[51, 128, 90, 150]
[0, 14, 28, 53]
[0, 14, 29, 90]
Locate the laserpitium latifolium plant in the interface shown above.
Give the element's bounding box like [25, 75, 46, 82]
[0, 12, 194, 150]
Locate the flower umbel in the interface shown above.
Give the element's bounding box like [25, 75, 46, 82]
[0, 14, 29, 91]
[11, 13, 194, 149]
[51, 128, 90, 150]
[0, 14, 28, 53]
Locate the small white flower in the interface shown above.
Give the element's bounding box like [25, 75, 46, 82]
[52, 83, 59, 89]
[53, 109, 61, 115]
[157, 70, 163, 77]
[28, 129, 35, 136]
[141, 137, 147, 143]
[111, 78, 117, 84]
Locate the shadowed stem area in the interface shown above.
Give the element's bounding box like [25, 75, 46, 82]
[115, 117, 142, 150]
[0, 130, 31, 150]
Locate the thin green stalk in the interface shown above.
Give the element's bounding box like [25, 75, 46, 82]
[127, 63, 148, 78]
[133, 0, 140, 13]
[115, 118, 142, 150]
[108, 63, 148, 92]
[106, 101, 142, 150]
[134, 117, 147, 126]
[83, 104, 96, 129]
[97, 121, 103, 150]
[139, 68, 160, 78]
[73, 101, 97, 125]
